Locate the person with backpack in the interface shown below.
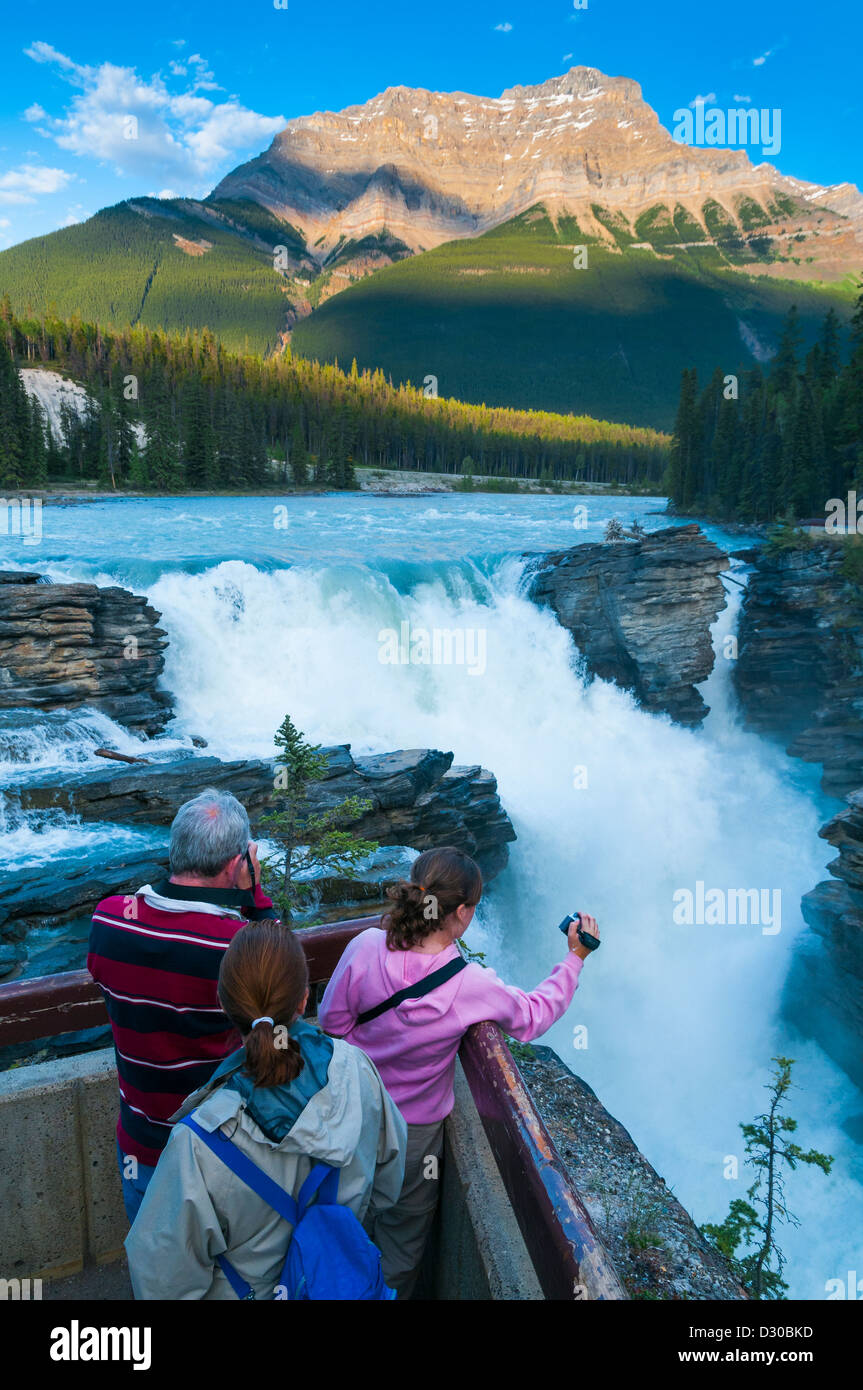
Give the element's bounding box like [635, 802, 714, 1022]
[125, 921, 407, 1300]
[318, 845, 599, 1299]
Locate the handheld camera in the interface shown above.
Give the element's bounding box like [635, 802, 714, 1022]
[558, 911, 600, 952]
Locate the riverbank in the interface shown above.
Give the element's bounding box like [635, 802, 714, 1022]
[0, 466, 666, 503]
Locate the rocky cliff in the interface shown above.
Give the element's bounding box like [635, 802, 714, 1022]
[518, 1046, 746, 1300]
[530, 524, 729, 725]
[0, 571, 171, 735]
[799, 793, 863, 1089]
[214, 67, 863, 279]
[734, 540, 863, 796]
[734, 538, 863, 1086]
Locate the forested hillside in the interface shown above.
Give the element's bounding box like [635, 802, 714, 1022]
[666, 290, 863, 521]
[0, 198, 309, 356]
[292, 204, 855, 430]
[0, 302, 668, 491]
[2, 193, 854, 433]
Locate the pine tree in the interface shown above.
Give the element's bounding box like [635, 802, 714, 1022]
[771, 305, 803, 401]
[667, 368, 698, 508]
[180, 376, 216, 488]
[702, 1058, 832, 1299]
[289, 423, 309, 487]
[142, 366, 183, 491]
[0, 335, 29, 487]
[260, 714, 377, 923]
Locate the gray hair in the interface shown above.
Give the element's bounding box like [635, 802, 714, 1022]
[169, 788, 251, 879]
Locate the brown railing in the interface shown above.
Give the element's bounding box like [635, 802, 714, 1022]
[0, 915, 624, 1300]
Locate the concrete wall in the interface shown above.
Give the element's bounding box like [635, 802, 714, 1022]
[433, 1063, 543, 1300]
[0, 1048, 542, 1298]
[0, 1049, 126, 1282]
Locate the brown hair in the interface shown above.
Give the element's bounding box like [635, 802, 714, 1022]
[218, 922, 310, 1087]
[384, 846, 483, 951]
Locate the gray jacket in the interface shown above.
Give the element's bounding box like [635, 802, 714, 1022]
[125, 1037, 407, 1300]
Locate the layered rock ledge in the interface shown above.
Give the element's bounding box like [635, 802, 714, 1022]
[0, 745, 516, 961]
[0, 571, 171, 735]
[529, 524, 729, 725]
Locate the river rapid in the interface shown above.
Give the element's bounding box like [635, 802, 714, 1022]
[1, 491, 861, 1298]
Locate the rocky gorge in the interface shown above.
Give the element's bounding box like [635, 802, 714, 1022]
[530, 524, 729, 726]
[734, 536, 863, 1088]
[0, 525, 731, 981]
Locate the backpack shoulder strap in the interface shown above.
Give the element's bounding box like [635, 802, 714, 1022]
[182, 1115, 300, 1227]
[297, 1162, 340, 1217]
[356, 954, 468, 1026]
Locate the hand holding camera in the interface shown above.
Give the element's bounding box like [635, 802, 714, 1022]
[558, 910, 601, 960]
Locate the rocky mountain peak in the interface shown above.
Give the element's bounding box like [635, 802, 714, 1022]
[211, 66, 862, 275]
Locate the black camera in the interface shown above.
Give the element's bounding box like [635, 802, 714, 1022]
[557, 911, 600, 952]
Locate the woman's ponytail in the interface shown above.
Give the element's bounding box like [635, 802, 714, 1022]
[218, 923, 309, 1087]
[384, 846, 483, 950]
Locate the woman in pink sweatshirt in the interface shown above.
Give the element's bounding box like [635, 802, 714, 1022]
[318, 844, 599, 1298]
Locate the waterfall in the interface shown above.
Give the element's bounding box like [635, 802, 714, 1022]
[2, 494, 860, 1294]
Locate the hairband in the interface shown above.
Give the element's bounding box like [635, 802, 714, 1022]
[251, 1016, 274, 1029]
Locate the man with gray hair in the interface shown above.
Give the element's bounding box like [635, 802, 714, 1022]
[88, 788, 277, 1221]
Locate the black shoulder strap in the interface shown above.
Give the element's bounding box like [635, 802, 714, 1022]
[356, 955, 468, 1026]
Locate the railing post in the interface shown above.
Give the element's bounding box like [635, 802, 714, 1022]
[460, 1021, 627, 1300]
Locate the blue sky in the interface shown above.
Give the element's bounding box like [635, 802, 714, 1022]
[1, 0, 859, 248]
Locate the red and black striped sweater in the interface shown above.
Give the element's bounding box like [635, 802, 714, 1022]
[88, 879, 276, 1167]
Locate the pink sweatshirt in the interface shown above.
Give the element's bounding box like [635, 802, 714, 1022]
[318, 928, 583, 1124]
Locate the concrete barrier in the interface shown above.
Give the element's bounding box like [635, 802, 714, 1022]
[0, 1049, 126, 1282]
[0, 1048, 542, 1298]
[433, 1062, 543, 1300]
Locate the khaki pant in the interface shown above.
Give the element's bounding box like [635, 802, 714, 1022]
[372, 1120, 444, 1300]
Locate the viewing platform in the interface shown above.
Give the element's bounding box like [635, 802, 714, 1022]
[0, 916, 626, 1302]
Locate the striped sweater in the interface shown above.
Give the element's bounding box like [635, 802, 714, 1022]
[88, 880, 276, 1167]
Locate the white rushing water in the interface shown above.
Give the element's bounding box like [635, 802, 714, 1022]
[1, 494, 860, 1295]
[142, 553, 862, 1297]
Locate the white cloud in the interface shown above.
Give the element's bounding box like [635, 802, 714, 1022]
[0, 163, 74, 204]
[753, 49, 773, 66]
[494, 22, 513, 32]
[0, 217, 10, 227]
[61, 203, 86, 226]
[689, 92, 717, 108]
[22, 42, 285, 188]
[169, 62, 187, 77]
[563, 52, 574, 61]
[733, 94, 752, 103]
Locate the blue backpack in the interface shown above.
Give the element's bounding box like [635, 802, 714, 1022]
[182, 1116, 396, 1301]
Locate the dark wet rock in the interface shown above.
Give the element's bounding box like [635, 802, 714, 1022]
[16, 755, 274, 825]
[799, 791, 863, 1089]
[530, 525, 729, 726]
[0, 847, 171, 938]
[734, 540, 863, 797]
[1, 745, 516, 940]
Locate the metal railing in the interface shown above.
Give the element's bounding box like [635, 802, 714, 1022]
[0, 915, 625, 1300]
